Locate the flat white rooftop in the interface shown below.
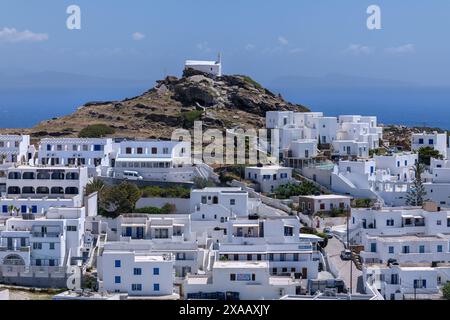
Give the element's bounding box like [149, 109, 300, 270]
[185, 60, 219, 66]
[246, 165, 291, 170]
[214, 261, 269, 269]
[300, 194, 352, 200]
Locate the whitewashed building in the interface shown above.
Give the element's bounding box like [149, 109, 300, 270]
[38, 138, 113, 176]
[185, 55, 222, 77]
[99, 249, 174, 297]
[345, 203, 450, 300]
[111, 140, 194, 182]
[1, 166, 90, 216]
[184, 260, 300, 300]
[244, 165, 293, 193]
[218, 216, 321, 280]
[0, 206, 87, 268]
[297, 195, 352, 215]
[411, 131, 447, 159]
[0, 135, 32, 164]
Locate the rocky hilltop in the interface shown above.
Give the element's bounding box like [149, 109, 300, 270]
[24, 69, 309, 139]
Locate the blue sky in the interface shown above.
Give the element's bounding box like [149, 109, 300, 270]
[1, 0, 449, 85]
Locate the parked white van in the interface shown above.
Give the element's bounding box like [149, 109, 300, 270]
[123, 170, 143, 181]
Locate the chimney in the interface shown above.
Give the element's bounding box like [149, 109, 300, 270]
[422, 201, 438, 212]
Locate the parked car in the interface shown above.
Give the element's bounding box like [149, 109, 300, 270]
[340, 249, 352, 260]
[323, 227, 333, 238]
[123, 170, 143, 181]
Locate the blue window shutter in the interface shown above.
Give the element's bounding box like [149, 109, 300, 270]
[21, 205, 27, 213]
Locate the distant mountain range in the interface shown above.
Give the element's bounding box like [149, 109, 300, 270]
[268, 73, 418, 90]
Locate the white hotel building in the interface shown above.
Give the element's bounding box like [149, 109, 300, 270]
[0, 166, 90, 216]
[184, 216, 322, 299]
[99, 250, 174, 297]
[265, 111, 382, 166]
[0, 135, 32, 165]
[0, 206, 88, 269]
[244, 165, 293, 193]
[37, 138, 113, 176]
[110, 140, 195, 182]
[346, 203, 450, 299]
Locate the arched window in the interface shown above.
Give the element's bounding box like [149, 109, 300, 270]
[2, 254, 25, 266]
[36, 186, 50, 194]
[65, 172, 79, 180]
[37, 171, 50, 180]
[7, 186, 20, 194]
[22, 186, 35, 194]
[51, 187, 64, 194]
[8, 172, 21, 179]
[51, 171, 65, 180]
[22, 172, 35, 180]
[65, 187, 79, 195]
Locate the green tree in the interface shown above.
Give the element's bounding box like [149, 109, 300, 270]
[418, 146, 443, 165]
[102, 182, 142, 216]
[193, 177, 216, 189]
[406, 162, 427, 206]
[443, 282, 450, 300]
[274, 182, 320, 199]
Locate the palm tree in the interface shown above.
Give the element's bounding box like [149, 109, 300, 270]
[84, 178, 105, 196]
[406, 162, 427, 206]
[8, 205, 19, 217]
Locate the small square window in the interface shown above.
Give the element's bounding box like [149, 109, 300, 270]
[153, 268, 159, 275]
[153, 283, 160, 291]
[115, 276, 121, 284]
[115, 260, 121, 268]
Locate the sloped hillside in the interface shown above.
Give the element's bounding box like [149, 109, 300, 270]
[26, 69, 310, 139]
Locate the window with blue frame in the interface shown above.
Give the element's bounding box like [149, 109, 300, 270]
[2, 205, 7, 213]
[370, 243, 377, 253]
[46, 144, 51, 151]
[404, 160, 408, 166]
[419, 245, 425, 253]
[153, 283, 160, 291]
[31, 206, 37, 214]
[397, 161, 400, 167]
[115, 276, 121, 284]
[437, 245, 443, 252]
[418, 138, 424, 144]
[134, 268, 142, 275]
[131, 284, 142, 291]
[153, 267, 159, 275]
[94, 145, 102, 151]
[115, 260, 121, 268]
[388, 246, 394, 254]
[21, 205, 27, 213]
[429, 139, 434, 145]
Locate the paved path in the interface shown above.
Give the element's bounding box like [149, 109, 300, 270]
[325, 237, 364, 294]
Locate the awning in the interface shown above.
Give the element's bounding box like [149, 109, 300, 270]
[122, 223, 146, 227]
[116, 157, 173, 162]
[233, 224, 259, 227]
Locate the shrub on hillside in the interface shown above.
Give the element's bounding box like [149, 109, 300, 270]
[78, 124, 115, 138]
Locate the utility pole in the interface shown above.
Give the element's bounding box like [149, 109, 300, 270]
[347, 209, 353, 294]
